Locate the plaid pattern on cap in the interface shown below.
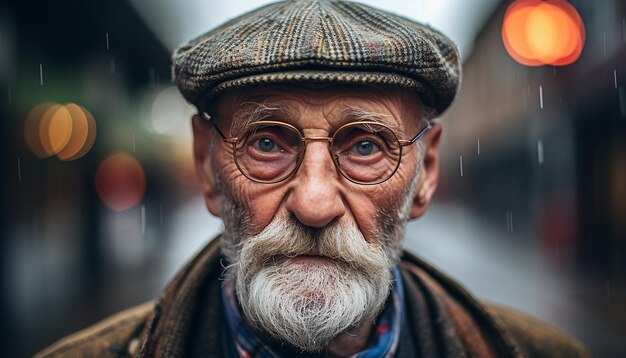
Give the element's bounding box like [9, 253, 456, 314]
[173, 0, 461, 117]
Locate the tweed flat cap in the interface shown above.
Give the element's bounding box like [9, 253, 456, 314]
[173, 0, 461, 117]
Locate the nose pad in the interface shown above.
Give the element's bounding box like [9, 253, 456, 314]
[285, 141, 346, 228]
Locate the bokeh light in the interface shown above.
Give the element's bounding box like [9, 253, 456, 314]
[143, 85, 197, 185]
[57, 104, 97, 161]
[24, 102, 97, 160]
[24, 102, 55, 158]
[95, 152, 146, 212]
[150, 86, 193, 135]
[40, 105, 73, 155]
[502, 0, 585, 66]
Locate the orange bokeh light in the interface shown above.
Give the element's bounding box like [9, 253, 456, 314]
[24, 102, 97, 160]
[502, 0, 585, 66]
[25, 103, 56, 158]
[57, 104, 97, 161]
[95, 152, 146, 212]
[41, 105, 73, 155]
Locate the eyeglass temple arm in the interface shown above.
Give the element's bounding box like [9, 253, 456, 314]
[399, 120, 432, 146]
[201, 112, 228, 140]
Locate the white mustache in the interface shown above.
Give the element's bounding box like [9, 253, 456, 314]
[236, 216, 391, 275]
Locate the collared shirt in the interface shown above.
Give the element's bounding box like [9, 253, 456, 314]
[221, 266, 405, 358]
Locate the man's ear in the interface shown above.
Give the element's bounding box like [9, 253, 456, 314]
[409, 122, 442, 220]
[192, 114, 221, 217]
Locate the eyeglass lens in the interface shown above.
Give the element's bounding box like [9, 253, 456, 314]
[233, 122, 402, 184]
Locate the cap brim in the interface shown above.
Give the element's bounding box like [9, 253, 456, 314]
[199, 70, 436, 113]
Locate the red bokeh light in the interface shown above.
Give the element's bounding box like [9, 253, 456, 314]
[95, 152, 146, 212]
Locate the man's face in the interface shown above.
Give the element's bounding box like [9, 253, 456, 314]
[192, 84, 441, 351]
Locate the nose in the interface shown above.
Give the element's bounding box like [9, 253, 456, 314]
[285, 141, 346, 228]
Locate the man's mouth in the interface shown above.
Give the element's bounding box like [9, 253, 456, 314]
[292, 255, 334, 264]
[268, 253, 335, 266]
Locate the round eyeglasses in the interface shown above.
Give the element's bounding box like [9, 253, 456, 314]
[203, 113, 431, 185]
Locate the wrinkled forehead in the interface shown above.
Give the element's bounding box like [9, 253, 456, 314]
[209, 83, 425, 126]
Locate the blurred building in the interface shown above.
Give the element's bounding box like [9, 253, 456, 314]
[441, 0, 626, 278]
[435, 1, 626, 355]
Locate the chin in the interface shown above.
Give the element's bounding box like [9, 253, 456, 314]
[236, 257, 391, 352]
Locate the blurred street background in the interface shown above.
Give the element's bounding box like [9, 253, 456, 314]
[1, 0, 625, 356]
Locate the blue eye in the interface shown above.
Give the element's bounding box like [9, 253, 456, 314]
[355, 141, 376, 155]
[256, 138, 277, 152]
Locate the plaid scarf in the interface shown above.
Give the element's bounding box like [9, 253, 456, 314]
[221, 267, 404, 358]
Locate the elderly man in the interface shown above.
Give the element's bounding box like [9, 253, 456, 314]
[39, 0, 589, 357]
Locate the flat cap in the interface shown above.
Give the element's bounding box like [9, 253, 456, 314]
[173, 0, 461, 117]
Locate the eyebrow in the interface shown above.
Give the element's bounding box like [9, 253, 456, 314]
[228, 102, 401, 134]
[337, 106, 400, 130]
[230, 102, 299, 134]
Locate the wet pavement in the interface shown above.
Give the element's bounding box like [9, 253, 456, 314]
[403, 203, 626, 358]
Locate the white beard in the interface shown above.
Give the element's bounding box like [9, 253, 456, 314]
[233, 218, 393, 352]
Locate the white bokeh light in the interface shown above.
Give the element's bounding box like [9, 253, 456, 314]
[150, 85, 195, 135]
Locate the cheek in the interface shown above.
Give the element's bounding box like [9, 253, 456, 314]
[346, 199, 379, 242]
[217, 153, 286, 234]
[244, 188, 287, 233]
[345, 183, 408, 244]
[347, 154, 418, 242]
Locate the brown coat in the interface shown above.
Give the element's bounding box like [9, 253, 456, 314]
[36, 239, 590, 358]
[35, 301, 590, 358]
